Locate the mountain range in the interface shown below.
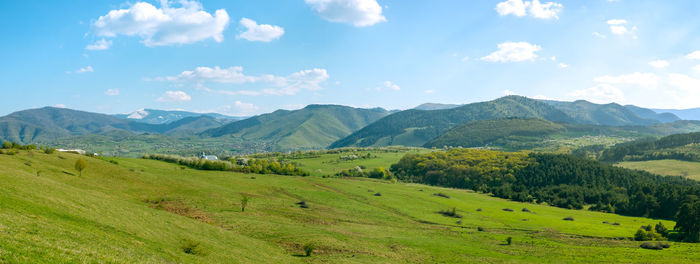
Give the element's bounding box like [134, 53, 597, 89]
[2, 96, 700, 154]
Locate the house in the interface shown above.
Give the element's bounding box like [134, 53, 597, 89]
[199, 152, 218, 161]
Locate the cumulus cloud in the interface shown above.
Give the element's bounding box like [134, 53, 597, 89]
[594, 72, 659, 87]
[75, 66, 94, 74]
[693, 64, 700, 72]
[496, 0, 562, 20]
[686, 50, 700, 60]
[85, 39, 112, 50]
[157, 91, 191, 102]
[377, 81, 400, 91]
[53, 104, 67, 108]
[607, 19, 637, 37]
[104, 89, 120, 96]
[159, 66, 330, 96]
[481, 41, 541, 62]
[305, 0, 386, 27]
[665, 74, 700, 108]
[91, 0, 229, 47]
[648, 60, 669, 69]
[219, 101, 259, 116]
[237, 18, 284, 42]
[569, 84, 624, 104]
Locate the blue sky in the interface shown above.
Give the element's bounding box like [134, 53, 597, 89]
[2, 0, 700, 116]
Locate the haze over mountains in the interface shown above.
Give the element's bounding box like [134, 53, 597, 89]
[1, 96, 700, 155]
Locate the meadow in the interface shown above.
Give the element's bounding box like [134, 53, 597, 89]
[0, 149, 698, 263]
[617, 159, 700, 181]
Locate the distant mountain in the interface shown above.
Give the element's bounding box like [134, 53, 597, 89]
[115, 109, 243, 124]
[331, 96, 575, 148]
[541, 100, 679, 126]
[413, 103, 462, 111]
[0, 107, 230, 144]
[200, 105, 392, 151]
[652, 108, 700, 121]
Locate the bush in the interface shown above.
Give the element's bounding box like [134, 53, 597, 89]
[477, 227, 484, 232]
[506, 237, 512, 245]
[433, 193, 450, 199]
[634, 228, 664, 241]
[374, 192, 382, 196]
[303, 242, 316, 257]
[563, 216, 574, 221]
[180, 239, 207, 255]
[240, 195, 250, 212]
[296, 200, 309, 209]
[640, 242, 669, 250]
[655, 222, 669, 237]
[522, 208, 531, 213]
[502, 208, 514, 212]
[438, 207, 462, 218]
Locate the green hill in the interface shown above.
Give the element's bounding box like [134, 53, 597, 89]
[331, 96, 579, 148]
[1, 149, 699, 263]
[201, 105, 391, 151]
[600, 132, 700, 162]
[424, 118, 565, 148]
[543, 100, 679, 126]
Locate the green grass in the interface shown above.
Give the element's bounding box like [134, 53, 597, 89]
[0, 150, 699, 263]
[289, 148, 432, 176]
[617, 160, 700, 181]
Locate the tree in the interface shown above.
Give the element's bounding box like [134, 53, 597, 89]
[240, 195, 250, 212]
[675, 195, 700, 242]
[74, 159, 87, 177]
[303, 242, 316, 257]
[1, 141, 12, 149]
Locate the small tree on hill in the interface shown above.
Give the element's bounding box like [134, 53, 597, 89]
[241, 195, 250, 212]
[74, 158, 87, 177]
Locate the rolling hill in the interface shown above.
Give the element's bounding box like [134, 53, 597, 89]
[653, 107, 700, 121]
[200, 105, 392, 151]
[424, 118, 566, 148]
[115, 109, 243, 124]
[542, 100, 679, 126]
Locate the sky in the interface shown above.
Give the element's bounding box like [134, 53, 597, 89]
[1, 0, 700, 117]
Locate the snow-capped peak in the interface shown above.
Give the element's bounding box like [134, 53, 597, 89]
[127, 109, 149, 120]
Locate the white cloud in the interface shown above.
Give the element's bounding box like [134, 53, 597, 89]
[665, 73, 700, 108]
[693, 64, 700, 72]
[607, 19, 636, 37]
[305, 0, 386, 27]
[594, 72, 659, 87]
[496, 0, 562, 20]
[592, 32, 607, 39]
[503, 89, 516, 95]
[219, 101, 259, 116]
[686, 50, 700, 60]
[461, 56, 469, 62]
[569, 84, 624, 104]
[85, 39, 112, 50]
[157, 91, 191, 102]
[424, 89, 435, 94]
[75, 66, 94, 74]
[104, 89, 120, 96]
[53, 104, 67, 108]
[377, 81, 400, 91]
[648, 60, 669, 69]
[237, 18, 284, 42]
[481, 41, 541, 62]
[91, 1, 229, 47]
[160, 66, 330, 96]
[558, 62, 569, 68]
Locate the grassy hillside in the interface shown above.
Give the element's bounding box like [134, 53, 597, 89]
[2, 150, 699, 262]
[617, 160, 700, 181]
[201, 105, 391, 151]
[424, 118, 566, 149]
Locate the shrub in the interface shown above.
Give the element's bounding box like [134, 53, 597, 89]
[655, 222, 669, 237]
[521, 208, 531, 213]
[44, 147, 55, 154]
[506, 237, 512, 245]
[303, 242, 316, 257]
[563, 216, 574, 221]
[477, 227, 484, 232]
[433, 193, 450, 199]
[240, 195, 250, 212]
[438, 207, 462, 218]
[640, 242, 668, 250]
[634, 228, 663, 241]
[1, 141, 12, 149]
[374, 192, 382, 196]
[297, 200, 309, 208]
[74, 159, 87, 177]
[476, 208, 482, 212]
[502, 208, 514, 212]
[180, 239, 207, 255]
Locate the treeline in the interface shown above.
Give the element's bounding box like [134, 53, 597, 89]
[390, 149, 700, 226]
[1, 141, 56, 154]
[334, 166, 395, 180]
[143, 154, 310, 176]
[599, 132, 700, 162]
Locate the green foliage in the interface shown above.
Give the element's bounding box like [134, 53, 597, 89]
[390, 149, 700, 220]
[1, 141, 12, 149]
[634, 226, 664, 241]
[506, 237, 512, 245]
[655, 222, 669, 237]
[74, 159, 87, 176]
[601, 132, 700, 162]
[438, 207, 462, 218]
[180, 239, 207, 256]
[675, 195, 700, 242]
[303, 242, 316, 257]
[424, 118, 564, 148]
[143, 154, 310, 176]
[640, 242, 670, 250]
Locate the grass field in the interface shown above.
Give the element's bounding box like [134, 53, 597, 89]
[1, 150, 699, 263]
[617, 159, 700, 181]
[288, 148, 432, 176]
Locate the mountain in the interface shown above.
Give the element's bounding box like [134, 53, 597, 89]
[424, 118, 565, 148]
[413, 103, 462, 111]
[541, 100, 679, 126]
[652, 108, 700, 121]
[115, 109, 243, 124]
[0, 107, 231, 144]
[200, 105, 392, 151]
[330, 96, 575, 148]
